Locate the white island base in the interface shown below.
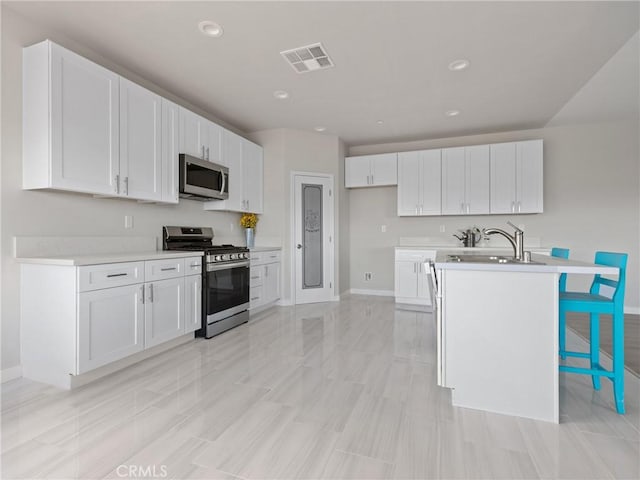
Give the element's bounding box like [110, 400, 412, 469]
[441, 269, 559, 423]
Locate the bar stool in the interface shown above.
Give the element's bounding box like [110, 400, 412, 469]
[558, 251, 628, 414]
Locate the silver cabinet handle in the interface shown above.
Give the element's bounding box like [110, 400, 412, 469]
[115, 174, 120, 194]
[251, 296, 260, 301]
[517, 201, 522, 213]
[160, 267, 177, 271]
[420, 205, 423, 215]
[206, 147, 210, 161]
[140, 284, 145, 304]
[190, 263, 200, 268]
[106, 273, 127, 278]
[124, 177, 129, 195]
[466, 203, 470, 214]
[201, 145, 205, 159]
[415, 205, 418, 215]
[149, 283, 154, 302]
[413, 263, 416, 273]
[371, 174, 374, 184]
[265, 267, 268, 278]
[269, 255, 277, 259]
[251, 275, 260, 279]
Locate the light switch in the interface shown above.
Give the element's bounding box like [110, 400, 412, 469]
[381, 225, 387, 233]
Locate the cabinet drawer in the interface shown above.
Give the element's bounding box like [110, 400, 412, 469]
[78, 262, 144, 292]
[250, 267, 264, 287]
[250, 285, 263, 306]
[184, 256, 202, 275]
[145, 258, 185, 281]
[250, 249, 281, 266]
[395, 249, 437, 263]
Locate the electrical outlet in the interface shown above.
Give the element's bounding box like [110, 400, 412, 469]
[440, 225, 446, 233]
[124, 215, 133, 229]
[364, 272, 373, 281]
[381, 225, 387, 233]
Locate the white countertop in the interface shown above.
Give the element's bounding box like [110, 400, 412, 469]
[434, 251, 618, 275]
[16, 251, 204, 266]
[395, 245, 551, 252]
[249, 246, 282, 252]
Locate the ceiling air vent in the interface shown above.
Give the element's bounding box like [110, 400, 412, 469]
[280, 43, 334, 74]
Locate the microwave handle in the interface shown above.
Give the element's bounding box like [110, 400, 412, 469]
[220, 171, 226, 197]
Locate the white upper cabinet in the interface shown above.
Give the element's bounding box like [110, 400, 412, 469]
[23, 40, 179, 203]
[345, 153, 397, 188]
[441, 145, 490, 215]
[23, 40, 120, 195]
[178, 107, 222, 164]
[490, 140, 543, 214]
[397, 149, 441, 216]
[204, 131, 263, 214]
[161, 99, 179, 203]
[119, 78, 162, 201]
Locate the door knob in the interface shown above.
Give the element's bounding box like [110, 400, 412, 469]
[296, 244, 303, 249]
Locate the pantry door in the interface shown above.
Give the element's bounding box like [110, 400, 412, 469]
[292, 173, 334, 304]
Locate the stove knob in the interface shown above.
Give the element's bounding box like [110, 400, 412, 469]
[243, 252, 249, 259]
[215, 255, 222, 262]
[230, 253, 237, 260]
[222, 254, 230, 261]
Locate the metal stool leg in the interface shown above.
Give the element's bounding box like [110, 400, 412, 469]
[589, 313, 601, 390]
[613, 307, 625, 414]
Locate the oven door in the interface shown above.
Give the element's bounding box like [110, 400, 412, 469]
[205, 261, 250, 323]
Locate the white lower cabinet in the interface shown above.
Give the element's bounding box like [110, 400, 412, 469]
[144, 277, 184, 349]
[78, 283, 145, 373]
[394, 249, 436, 307]
[184, 274, 202, 333]
[21, 254, 203, 388]
[249, 249, 281, 310]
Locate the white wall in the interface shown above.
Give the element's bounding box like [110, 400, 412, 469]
[0, 8, 249, 372]
[250, 129, 344, 302]
[347, 119, 640, 311]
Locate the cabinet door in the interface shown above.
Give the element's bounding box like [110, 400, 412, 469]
[465, 145, 490, 214]
[263, 262, 281, 304]
[179, 108, 206, 159]
[119, 78, 162, 201]
[395, 261, 418, 299]
[419, 149, 442, 216]
[243, 140, 264, 214]
[184, 275, 202, 334]
[370, 153, 398, 186]
[78, 284, 144, 373]
[161, 99, 179, 203]
[490, 142, 517, 214]
[397, 151, 421, 216]
[50, 43, 120, 195]
[145, 278, 185, 348]
[345, 156, 371, 188]
[516, 140, 543, 213]
[416, 262, 433, 305]
[441, 147, 466, 215]
[205, 122, 222, 165]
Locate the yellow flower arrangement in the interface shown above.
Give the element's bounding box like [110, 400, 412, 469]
[240, 213, 259, 229]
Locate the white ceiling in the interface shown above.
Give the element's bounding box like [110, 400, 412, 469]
[6, 1, 639, 146]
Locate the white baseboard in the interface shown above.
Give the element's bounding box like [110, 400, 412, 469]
[1, 365, 23, 383]
[349, 288, 394, 297]
[625, 306, 639, 315]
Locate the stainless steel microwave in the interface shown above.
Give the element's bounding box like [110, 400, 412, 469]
[179, 154, 229, 201]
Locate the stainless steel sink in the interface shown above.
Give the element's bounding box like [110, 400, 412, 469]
[447, 254, 545, 265]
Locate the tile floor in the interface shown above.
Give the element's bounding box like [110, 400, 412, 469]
[2, 295, 639, 479]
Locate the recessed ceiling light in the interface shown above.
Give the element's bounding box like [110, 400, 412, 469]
[448, 59, 470, 71]
[376, 120, 384, 125]
[445, 109, 461, 117]
[198, 21, 224, 38]
[273, 90, 290, 100]
[314, 126, 326, 132]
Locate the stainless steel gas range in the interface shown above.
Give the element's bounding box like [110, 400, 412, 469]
[163, 226, 250, 338]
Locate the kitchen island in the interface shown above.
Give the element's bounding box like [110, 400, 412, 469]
[432, 252, 617, 423]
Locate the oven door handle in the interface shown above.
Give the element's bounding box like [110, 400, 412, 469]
[206, 260, 250, 272]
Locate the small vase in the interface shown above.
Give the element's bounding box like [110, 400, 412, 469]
[245, 228, 255, 248]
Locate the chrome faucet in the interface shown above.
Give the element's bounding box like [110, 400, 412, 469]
[483, 221, 525, 260]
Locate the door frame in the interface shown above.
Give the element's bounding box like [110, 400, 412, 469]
[289, 171, 336, 304]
